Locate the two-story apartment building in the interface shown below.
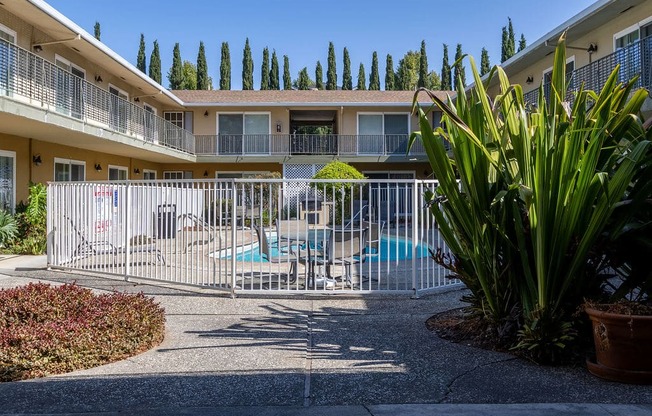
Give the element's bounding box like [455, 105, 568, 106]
[0, 0, 439, 213]
[485, 0, 652, 116]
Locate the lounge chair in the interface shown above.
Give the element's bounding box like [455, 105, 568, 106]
[178, 213, 223, 253]
[67, 216, 165, 265]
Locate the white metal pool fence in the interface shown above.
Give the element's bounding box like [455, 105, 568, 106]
[47, 178, 461, 296]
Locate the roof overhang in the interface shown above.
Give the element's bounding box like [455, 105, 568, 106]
[1, 0, 184, 108]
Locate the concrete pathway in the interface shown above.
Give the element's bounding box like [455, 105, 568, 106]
[0, 256, 651, 416]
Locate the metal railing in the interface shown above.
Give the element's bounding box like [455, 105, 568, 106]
[47, 178, 460, 296]
[0, 39, 194, 154]
[523, 36, 652, 105]
[195, 134, 427, 157]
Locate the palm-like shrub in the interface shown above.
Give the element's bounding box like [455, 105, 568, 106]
[412, 34, 651, 363]
[0, 210, 17, 247]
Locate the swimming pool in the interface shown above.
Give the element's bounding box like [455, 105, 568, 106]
[223, 233, 431, 262]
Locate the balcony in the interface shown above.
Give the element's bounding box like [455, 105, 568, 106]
[524, 35, 652, 105]
[194, 134, 427, 157]
[0, 39, 194, 154]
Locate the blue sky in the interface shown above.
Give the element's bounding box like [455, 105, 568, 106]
[47, 0, 596, 90]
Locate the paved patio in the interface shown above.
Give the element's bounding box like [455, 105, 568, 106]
[0, 256, 651, 415]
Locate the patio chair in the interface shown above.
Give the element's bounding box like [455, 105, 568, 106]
[376, 201, 396, 226]
[67, 216, 165, 265]
[313, 227, 368, 287]
[360, 220, 385, 259]
[275, 218, 308, 253]
[254, 224, 298, 283]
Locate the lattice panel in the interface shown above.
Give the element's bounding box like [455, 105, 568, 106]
[282, 163, 325, 207]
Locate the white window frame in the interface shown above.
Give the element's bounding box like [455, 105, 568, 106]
[108, 165, 128, 181]
[54, 157, 85, 182]
[143, 103, 157, 114]
[164, 111, 184, 129]
[0, 149, 16, 213]
[356, 112, 411, 135]
[613, 16, 652, 50]
[143, 169, 157, 180]
[362, 170, 416, 179]
[163, 171, 184, 180]
[215, 171, 269, 178]
[216, 111, 271, 134]
[542, 55, 576, 81]
[108, 83, 128, 100]
[0, 23, 17, 44]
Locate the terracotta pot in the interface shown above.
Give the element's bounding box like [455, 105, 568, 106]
[585, 307, 652, 384]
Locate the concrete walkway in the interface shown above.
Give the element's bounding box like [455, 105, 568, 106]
[0, 256, 651, 416]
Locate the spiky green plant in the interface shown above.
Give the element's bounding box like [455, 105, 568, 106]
[411, 33, 651, 362]
[0, 210, 17, 247]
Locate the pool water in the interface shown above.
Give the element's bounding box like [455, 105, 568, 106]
[230, 234, 430, 262]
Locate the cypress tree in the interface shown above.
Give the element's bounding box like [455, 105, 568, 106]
[501, 26, 508, 62]
[197, 41, 209, 90]
[220, 42, 231, 90]
[357, 63, 366, 90]
[94, 22, 101, 41]
[440, 44, 451, 90]
[507, 18, 516, 59]
[283, 55, 292, 90]
[136, 34, 146, 73]
[270, 50, 280, 90]
[149, 40, 162, 84]
[453, 44, 465, 90]
[480, 47, 490, 76]
[369, 51, 380, 90]
[298, 67, 310, 90]
[242, 38, 254, 90]
[342, 47, 352, 90]
[385, 54, 395, 91]
[260, 47, 270, 90]
[167, 43, 184, 90]
[326, 42, 337, 90]
[418, 40, 428, 88]
[315, 61, 324, 90]
[518, 34, 527, 52]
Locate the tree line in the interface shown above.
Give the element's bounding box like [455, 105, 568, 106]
[132, 17, 524, 91]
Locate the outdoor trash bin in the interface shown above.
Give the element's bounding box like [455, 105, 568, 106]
[157, 204, 176, 239]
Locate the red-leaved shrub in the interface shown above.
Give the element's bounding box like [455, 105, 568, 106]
[0, 283, 165, 381]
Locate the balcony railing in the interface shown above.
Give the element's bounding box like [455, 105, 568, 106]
[523, 35, 652, 105]
[0, 39, 194, 154]
[195, 134, 427, 157]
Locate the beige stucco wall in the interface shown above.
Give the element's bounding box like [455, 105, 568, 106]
[500, 2, 652, 95]
[0, 8, 176, 118]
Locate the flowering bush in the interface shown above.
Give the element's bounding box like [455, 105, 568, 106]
[0, 283, 165, 381]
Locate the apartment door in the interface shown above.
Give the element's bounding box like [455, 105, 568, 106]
[109, 85, 128, 133]
[143, 103, 157, 142]
[55, 57, 72, 115]
[0, 24, 16, 97]
[70, 66, 85, 119]
[0, 150, 15, 212]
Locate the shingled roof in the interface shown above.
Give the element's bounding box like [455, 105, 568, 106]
[171, 89, 451, 106]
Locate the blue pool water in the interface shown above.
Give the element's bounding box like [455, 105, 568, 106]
[231, 234, 430, 262]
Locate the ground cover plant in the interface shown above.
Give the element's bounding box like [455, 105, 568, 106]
[0, 283, 165, 381]
[412, 34, 651, 364]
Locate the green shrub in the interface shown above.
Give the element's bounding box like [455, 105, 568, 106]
[311, 161, 366, 223]
[412, 34, 651, 363]
[6, 183, 48, 255]
[0, 210, 17, 247]
[0, 283, 165, 381]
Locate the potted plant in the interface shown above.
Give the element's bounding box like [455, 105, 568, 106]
[584, 157, 652, 383]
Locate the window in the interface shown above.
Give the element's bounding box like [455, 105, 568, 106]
[143, 169, 156, 180]
[164, 112, 184, 129]
[542, 57, 575, 99]
[54, 158, 85, 182]
[0, 150, 16, 212]
[143, 103, 157, 142]
[357, 113, 409, 155]
[109, 84, 128, 133]
[0, 23, 16, 97]
[163, 171, 192, 180]
[108, 165, 128, 180]
[54, 55, 85, 119]
[217, 113, 270, 154]
[614, 18, 652, 85]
